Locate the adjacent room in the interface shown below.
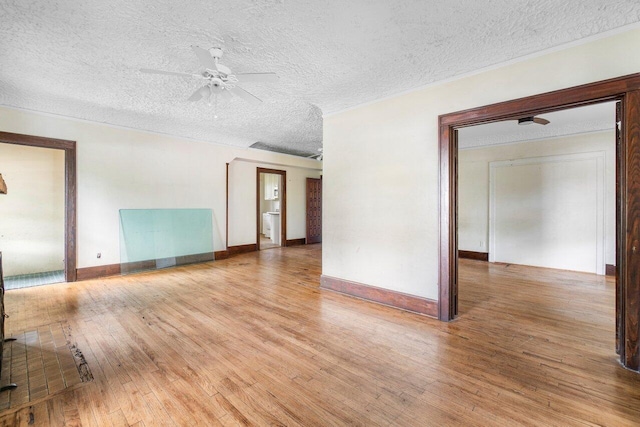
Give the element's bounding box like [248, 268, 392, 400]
[1, 1, 640, 425]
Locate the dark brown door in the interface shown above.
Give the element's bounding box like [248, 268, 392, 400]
[306, 178, 322, 244]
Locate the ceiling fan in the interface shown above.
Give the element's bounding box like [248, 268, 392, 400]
[308, 148, 323, 161]
[140, 46, 278, 105]
[518, 116, 550, 125]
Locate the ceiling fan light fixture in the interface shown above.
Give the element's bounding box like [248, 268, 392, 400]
[140, 46, 277, 105]
[518, 116, 550, 126]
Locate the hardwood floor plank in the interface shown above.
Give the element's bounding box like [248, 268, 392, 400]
[0, 245, 638, 425]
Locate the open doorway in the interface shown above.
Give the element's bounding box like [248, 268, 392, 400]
[455, 103, 617, 371]
[256, 168, 287, 250]
[0, 131, 77, 286]
[438, 73, 640, 371]
[457, 102, 616, 275]
[0, 143, 65, 288]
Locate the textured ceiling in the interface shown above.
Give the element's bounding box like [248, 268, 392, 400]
[1, 1, 639, 156]
[459, 102, 616, 149]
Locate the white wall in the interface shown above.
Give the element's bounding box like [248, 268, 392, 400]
[229, 160, 322, 246]
[459, 131, 615, 269]
[0, 143, 65, 276]
[323, 28, 640, 300]
[0, 107, 321, 270]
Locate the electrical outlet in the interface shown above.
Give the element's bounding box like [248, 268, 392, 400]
[97, 253, 101, 259]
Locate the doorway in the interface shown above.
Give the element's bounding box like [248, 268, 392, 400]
[256, 168, 287, 250]
[438, 73, 640, 371]
[0, 132, 77, 283]
[458, 102, 615, 276]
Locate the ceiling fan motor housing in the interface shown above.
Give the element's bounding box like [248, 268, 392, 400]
[210, 78, 224, 91]
[209, 47, 223, 59]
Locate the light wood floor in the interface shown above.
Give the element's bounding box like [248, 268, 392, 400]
[1, 245, 639, 426]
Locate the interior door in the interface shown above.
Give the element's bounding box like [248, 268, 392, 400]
[306, 178, 322, 244]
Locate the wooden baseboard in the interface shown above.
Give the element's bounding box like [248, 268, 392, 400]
[606, 264, 616, 276]
[286, 238, 306, 246]
[228, 244, 258, 256]
[459, 250, 489, 261]
[76, 263, 121, 281]
[320, 275, 437, 318]
[77, 252, 216, 281]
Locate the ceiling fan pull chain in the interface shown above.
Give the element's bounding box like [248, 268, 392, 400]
[214, 92, 219, 119]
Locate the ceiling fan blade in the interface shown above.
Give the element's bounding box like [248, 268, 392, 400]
[235, 73, 279, 83]
[219, 88, 233, 101]
[188, 86, 210, 102]
[228, 86, 262, 105]
[533, 117, 550, 125]
[191, 46, 218, 71]
[140, 68, 197, 78]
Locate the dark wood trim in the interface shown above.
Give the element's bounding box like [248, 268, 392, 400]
[320, 275, 438, 318]
[77, 252, 216, 281]
[0, 131, 77, 282]
[215, 244, 259, 260]
[76, 263, 121, 281]
[0, 131, 75, 150]
[226, 162, 229, 250]
[227, 244, 258, 256]
[438, 72, 640, 371]
[65, 145, 77, 282]
[286, 238, 306, 246]
[624, 89, 640, 370]
[606, 264, 616, 277]
[459, 250, 489, 262]
[616, 100, 623, 355]
[256, 168, 287, 250]
[440, 74, 640, 127]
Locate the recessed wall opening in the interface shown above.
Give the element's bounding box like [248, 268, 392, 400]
[455, 102, 617, 360]
[458, 102, 616, 276]
[0, 132, 77, 285]
[256, 168, 287, 250]
[438, 73, 640, 372]
[0, 143, 65, 289]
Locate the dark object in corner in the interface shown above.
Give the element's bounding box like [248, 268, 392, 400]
[0, 173, 6, 194]
[0, 253, 17, 392]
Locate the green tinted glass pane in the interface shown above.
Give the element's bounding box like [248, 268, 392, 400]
[119, 209, 214, 274]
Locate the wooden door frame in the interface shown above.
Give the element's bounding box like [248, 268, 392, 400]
[438, 73, 640, 371]
[256, 168, 287, 249]
[0, 131, 77, 282]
